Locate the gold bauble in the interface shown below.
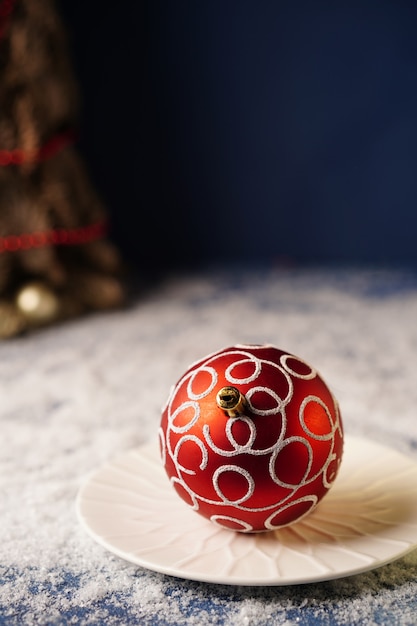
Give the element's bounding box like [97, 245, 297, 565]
[15, 282, 60, 325]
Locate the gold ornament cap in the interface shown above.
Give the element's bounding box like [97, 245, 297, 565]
[216, 386, 247, 417]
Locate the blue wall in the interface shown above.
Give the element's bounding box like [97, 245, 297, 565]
[61, 1, 417, 268]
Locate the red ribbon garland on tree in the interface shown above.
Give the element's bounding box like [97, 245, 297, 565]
[0, 129, 77, 166]
[0, 220, 109, 254]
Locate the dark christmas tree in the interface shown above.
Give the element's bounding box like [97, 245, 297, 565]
[0, 0, 125, 338]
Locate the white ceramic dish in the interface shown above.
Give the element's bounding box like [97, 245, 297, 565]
[76, 435, 417, 586]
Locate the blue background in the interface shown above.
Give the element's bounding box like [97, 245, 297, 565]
[60, 1, 417, 269]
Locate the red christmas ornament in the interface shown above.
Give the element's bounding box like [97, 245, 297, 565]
[159, 345, 344, 533]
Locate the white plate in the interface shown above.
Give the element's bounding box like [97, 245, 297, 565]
[76, 435, 417, 586]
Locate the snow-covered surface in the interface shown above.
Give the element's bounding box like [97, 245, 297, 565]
[1, 265, 417, 625]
